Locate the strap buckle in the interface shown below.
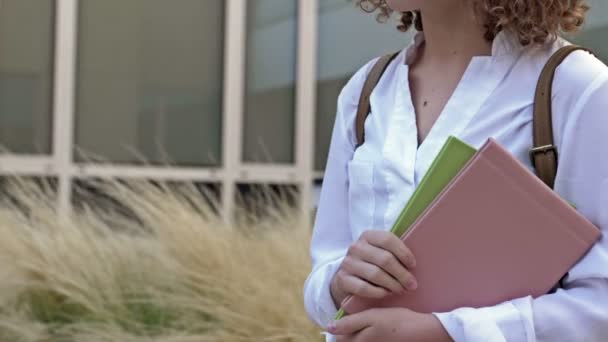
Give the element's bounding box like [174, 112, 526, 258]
[529, 144, 557, 167]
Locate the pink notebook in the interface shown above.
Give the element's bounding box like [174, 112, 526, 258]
[340, 138, 601, 315]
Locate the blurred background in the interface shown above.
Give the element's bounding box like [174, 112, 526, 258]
[0, 0, 606, 222]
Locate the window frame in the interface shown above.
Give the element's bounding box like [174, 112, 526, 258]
[0, 0, 319, 227]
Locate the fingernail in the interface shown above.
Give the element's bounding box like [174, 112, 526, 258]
[406, 279, 418, 290]
[327, 322, 337, 333]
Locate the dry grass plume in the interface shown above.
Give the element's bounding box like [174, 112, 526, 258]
[0, 177, 321, 341]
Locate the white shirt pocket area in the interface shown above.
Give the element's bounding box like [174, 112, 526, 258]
[347, 160, 376, 238]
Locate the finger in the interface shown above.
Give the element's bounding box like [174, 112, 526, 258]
[328, 312, 372, 336]
[337, 273, 390, 299]
[336, 331, 369, 342]
[362, 230, 417, 269]
[341, 257, 404, 294]
[351, 326, 375, 342]
[358, 243, 417, 291]
[336, 335, 356, 342]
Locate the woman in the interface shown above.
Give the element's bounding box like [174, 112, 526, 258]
[304, 0, 608, 341]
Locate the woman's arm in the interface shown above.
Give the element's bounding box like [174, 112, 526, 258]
[434, 70, 608, 342]
[305, 55, 419, 331]
[303, 59, 373, 327]
[303, 100, 355, 327]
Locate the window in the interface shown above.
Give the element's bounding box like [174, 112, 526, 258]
[0, 0, 55, 155]
[243, 0, 298, 164]
[75, 0, 224, 166]
[315, 0, 412, 171]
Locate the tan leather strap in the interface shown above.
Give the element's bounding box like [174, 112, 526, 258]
[531, 45, 593, 189]
[355, 46, 594, 191]
[355, 52, 400, 147]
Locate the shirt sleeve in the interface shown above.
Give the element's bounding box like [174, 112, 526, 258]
[303, 58, 379, 328]
[434, 70, 608, 342]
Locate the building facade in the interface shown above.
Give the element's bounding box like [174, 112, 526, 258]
[0, 0, 606, 223]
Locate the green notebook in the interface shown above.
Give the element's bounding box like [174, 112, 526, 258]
[334, 136, 477, 320]
[389, 136, 477, 238]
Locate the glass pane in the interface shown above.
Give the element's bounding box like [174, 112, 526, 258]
[243, 0, 297, 164]
[571, 0, 608, 62]
[75, 0, 224, 166]
[315, 0, 412, 171]
[0, 0, 54, 154]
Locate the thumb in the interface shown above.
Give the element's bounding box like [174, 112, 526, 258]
[327, 311, 372, 336]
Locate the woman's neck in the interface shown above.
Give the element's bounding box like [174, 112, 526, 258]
[418, 4, 492, 65]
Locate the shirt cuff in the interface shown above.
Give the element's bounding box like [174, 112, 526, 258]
[434, 297, 533, 342]
[434, 312, 465, 342]
[306, 256, 345, 328]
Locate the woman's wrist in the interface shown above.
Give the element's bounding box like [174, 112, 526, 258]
[423, 313, 454, 342]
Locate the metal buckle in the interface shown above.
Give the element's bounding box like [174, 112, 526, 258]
[529, 144, 557, 167]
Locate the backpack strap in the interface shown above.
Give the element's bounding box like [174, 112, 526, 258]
[533, 45, 595, 293]
[355, 52, 400, 147]
[531, 45, 594, 189]
[355, 46, 594, 191]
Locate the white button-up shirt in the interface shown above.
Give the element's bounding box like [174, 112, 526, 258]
[304, 30, 608, 342]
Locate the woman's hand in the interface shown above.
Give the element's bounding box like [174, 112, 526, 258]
[330, 230, 418, 307]
[328, 308, 453, 342]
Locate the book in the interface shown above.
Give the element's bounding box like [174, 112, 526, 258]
[339, 138, 600, 316]
[389, 136, 477, 238]
[335, 136, 477, 319]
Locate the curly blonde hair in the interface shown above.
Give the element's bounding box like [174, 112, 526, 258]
[357, 0, 590, 45]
